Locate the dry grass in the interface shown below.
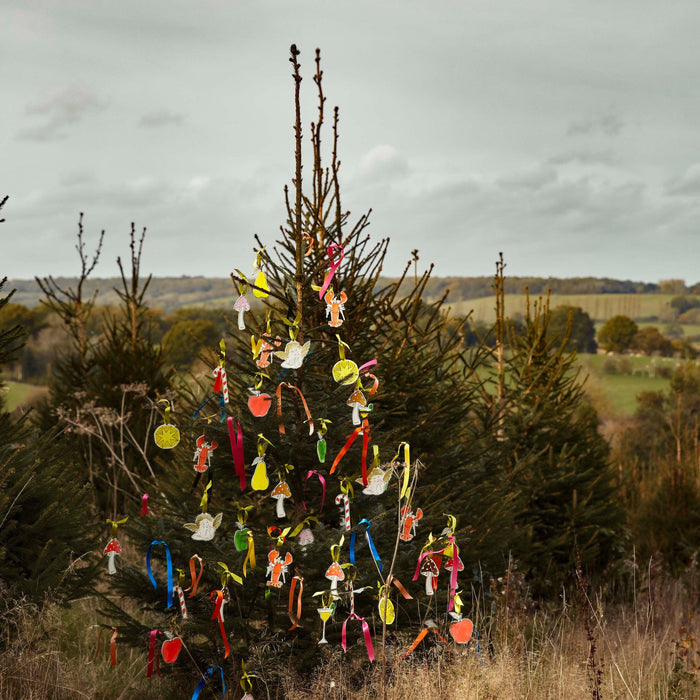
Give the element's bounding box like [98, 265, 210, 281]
[3, 569, 700, 699]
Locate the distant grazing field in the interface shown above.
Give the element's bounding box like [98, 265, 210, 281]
[3, 381, 48, 412]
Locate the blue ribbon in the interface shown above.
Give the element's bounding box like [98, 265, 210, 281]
[191, 665, 225, 699]
[349, 518, 382, 573]
[146, 540, 173, 609]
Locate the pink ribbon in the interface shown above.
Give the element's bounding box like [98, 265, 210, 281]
[447, 535, 459, 612]
[140, 493, 149, 517]
[357, 359, 377, 373]
[227, 417, 246, 491]
[412, 549, 444, 581]
[341, 613, 374, 662]
[318, 244, 344, 299]
[147, 629, 161, 678]
[305, 470, 326, 511]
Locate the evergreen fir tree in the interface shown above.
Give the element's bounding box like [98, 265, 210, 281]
[101, 47, 487, 694]
[0, 200, 99, 605]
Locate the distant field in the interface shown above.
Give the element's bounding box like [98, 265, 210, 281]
[578, 353, 684, 416]
[446, 293, 675, 323]
[3, 381, 48, 412]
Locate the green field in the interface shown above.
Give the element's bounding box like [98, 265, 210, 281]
[577, 353, 685, 416]
[3, 381, 48, 412]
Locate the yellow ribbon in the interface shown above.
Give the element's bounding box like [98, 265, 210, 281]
[242, 532, 256, 576]
[290, 516, 319, 538]
[106, 517, 128, 538]
[339, 477, 355, 500]
[217, 561, 243, 587]
[200, 481, 212, 512]
[330, 536, 344, 563]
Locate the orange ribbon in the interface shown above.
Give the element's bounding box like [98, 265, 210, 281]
[186, 555, 204, 598]
[395, 628, 448, 664]
[92, 626, 118, 666]
[276, 382, 314, 436]
[288, 576, 304, 630]
[387, 574, 413, 600]
[330, 419, 370, 485]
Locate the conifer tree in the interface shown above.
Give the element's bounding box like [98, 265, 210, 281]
[101, 47, 486, 694]
[0, 200, 99, 605]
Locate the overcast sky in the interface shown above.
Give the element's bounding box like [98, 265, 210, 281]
[3, 0, 700, 284]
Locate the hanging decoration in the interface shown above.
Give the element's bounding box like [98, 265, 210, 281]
[276, 382, 314, 436]
[185, 555, 204, 598]
[184, 482, 223, 541]
[161, 631, 183, 663]
[325, 539, 345, 599]
[349, 518, 382, 573]
[324, 288, 348, 328]
[335, 491, 351, 531]
[233, 275, 251, 330]
[226, 417, 246, 491]
[317, 243, 344, 300]
[399, 506, 423, 542]
[147, 629, 161, 678]
[271, 481, 292, 519]
[103, 517, 127, 575]
[305, 469, 326, 511]
[251, 434, 272, 491]
[174, 569, 188, 619]
[316, 418, 330, 463]
[213, 339, 229, 407]
[193, 435, 218, 473]
[252, 247, 270, 298]
[288, 575, 304, 630]
[247, 373, 272, 417]
[315, 591, 335, 645]
[190, 665, 225, 700]
[266, 549, 293, 588]
[341, 613, 374, 662]
[146, 540, 174, 609]
[153, 400, 180, 449]
[274, 314, 310, 369]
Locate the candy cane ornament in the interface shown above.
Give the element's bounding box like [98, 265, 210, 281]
[335, 493, 351, 531]
[173, 584, 188, 619]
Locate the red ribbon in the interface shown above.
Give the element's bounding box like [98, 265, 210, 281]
[210, 590, 230, 658]
[276, 382, 314, 436]
[341, 613, 374, 662]
[140, 493, 149, 517]
[147, 629, 161, 678]
[318, 243, 344, 300]
[305, 470, 326, 511]
[227, 417, 246, 491]
[329, 419, 370, 485]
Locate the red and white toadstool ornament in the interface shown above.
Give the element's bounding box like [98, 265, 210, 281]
[419, 557, 439, 596]
[325, 561, 345, 598]
[103, 538, 122, 575]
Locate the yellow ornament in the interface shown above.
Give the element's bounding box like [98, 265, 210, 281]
[378, 597, 395, 625]
[251, 457, 270, 491]
[332, 359, 359, 386]
[154, 423, 180, 449]
[253, 270, 269, 298]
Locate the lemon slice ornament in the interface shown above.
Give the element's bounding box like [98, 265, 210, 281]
[332, 336, 359, 385]
[154, 402, 180, 449]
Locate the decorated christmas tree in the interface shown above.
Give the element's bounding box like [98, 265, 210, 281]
[99, 46, 482, 696]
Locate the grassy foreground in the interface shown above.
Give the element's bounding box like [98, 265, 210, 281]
[3, 566, 700, 700]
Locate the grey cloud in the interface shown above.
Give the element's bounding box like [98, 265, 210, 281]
[497, 165, 557, 190]
[139, 110, 186, 128]
[566, 112, 624, 137]
[17, 84, 105, 141]
[664, 164, 700, 197]
[547, 150, 619, 167]
[357, 145, 410, 185]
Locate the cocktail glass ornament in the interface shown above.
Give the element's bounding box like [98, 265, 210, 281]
[193, 435, 218, 473]
[317, 593, 335, 645]
[153, 401, 180, 449]
[324, 288, 348, 328]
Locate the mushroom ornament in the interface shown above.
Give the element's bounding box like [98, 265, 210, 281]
[325, 561, 345, 599]
[346, 387, 368, 426]
[233, 294, 251, 330]
[419, 557, 439, 596]
[271, 481, 292, 519]
[103, 538, 122, 575]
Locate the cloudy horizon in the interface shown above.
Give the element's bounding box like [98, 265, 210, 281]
[3, 1, 700, 284]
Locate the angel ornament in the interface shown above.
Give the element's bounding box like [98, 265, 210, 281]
[184, 512, 223, 541]
[275, 339, 311, 369]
